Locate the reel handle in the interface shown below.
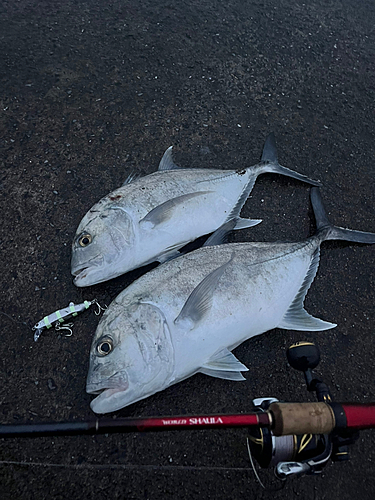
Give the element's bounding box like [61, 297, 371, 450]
[287, 341, 320, 372]
[287, 341, 321, 391]
[287, 341, 331, 401]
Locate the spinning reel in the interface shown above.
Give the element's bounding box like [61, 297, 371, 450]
[248, 341, 359, 479]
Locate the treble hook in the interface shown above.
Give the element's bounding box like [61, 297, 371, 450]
[55, 322, 74, 337]
[92, 299, 107, 316]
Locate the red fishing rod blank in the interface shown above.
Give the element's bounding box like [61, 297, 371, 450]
[341, 404, 375, 430]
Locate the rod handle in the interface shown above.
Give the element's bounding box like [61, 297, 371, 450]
[269, 402, 336, 436]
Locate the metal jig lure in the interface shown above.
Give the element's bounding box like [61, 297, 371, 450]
[33, 299, 106, 342]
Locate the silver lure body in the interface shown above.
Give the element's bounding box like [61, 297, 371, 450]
[33, 300, 93, 341]
[71, 136, 319, 287]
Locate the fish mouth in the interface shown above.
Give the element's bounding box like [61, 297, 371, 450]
[72, 267, 92, 286]
[71, 256, 104, 285]
[86, 372, 129, 397]
[71, 256, 103, 276]
[88, 387, 126, 397]
[87, 380, 130, 414]
[72, 267, 89, 278]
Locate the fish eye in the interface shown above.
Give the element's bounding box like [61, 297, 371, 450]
[79, 234, 92, 247]
[97, 337, 114, 356]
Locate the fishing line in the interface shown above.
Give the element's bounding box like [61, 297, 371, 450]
[246, 438, 285, 492]
[247, 437, 266, 489]
[0, 311, 29, 327]
[0, 459, 254, 472]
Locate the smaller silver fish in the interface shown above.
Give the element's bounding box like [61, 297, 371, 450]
[71, 134, 320, 287]
[33, 299, 105, 341]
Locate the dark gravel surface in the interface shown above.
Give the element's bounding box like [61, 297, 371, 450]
[0, 0, 374, 498]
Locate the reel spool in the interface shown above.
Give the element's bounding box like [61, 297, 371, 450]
[248, 398, 327, 472]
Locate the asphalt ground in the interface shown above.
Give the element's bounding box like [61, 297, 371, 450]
[0, 0, 374, 498]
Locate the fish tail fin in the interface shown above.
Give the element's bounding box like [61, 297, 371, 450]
[259, 133, 321, 186]
[311, 187, 375, 244]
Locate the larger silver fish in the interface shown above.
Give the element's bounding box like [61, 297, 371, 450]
[86, 188, 375, 414]
[71, 134, 319, 286]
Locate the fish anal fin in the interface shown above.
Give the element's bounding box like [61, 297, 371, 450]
[157, 246, 182, 264]
[140, 191, 212, 228]
[204, 217, 261, 247]
[200, 367, 246, 381]
[227, 178, 256, 221]
[203, 347, 249, 372]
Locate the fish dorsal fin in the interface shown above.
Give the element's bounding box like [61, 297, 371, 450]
[140, 191, 212, 229]
[204, 217, 262, 247]
[122, 172, 140, 186]
[174, 256, 233, 330]
[278, 248, 337, 331]
[158, 146, 182, 171]
[202, 347, 249, 372]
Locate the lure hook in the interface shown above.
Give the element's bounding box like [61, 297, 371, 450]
[92, 299, 107, 316]
[55, 322, 74, 337]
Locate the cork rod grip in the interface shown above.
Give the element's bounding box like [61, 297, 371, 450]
[269, 402, 336, 436]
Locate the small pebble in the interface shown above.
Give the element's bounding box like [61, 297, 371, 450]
[47, 378, 57, 390]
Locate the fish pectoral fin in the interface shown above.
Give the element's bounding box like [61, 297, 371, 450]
[158, 146, 182, 171]
[203, 348, 249, 372]
[140, 191, 213, 229]
[174, 257, 233, 329]
[200, 367, 246, 381]
[278, 248, 336, 331]
[204, 217, 262, 247]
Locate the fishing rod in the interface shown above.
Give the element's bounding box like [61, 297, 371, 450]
[1, 341, 375, 480]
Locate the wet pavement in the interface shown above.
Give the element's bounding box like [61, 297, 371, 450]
[0, 0, 374, 498]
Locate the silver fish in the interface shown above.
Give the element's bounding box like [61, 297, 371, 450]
[86, 188, 375, 414]
[71, 134, 320, 287]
